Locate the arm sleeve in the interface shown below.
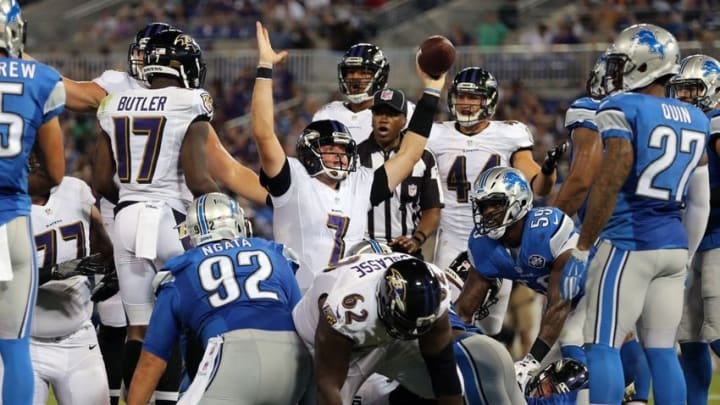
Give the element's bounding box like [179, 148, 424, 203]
[259, 158, 292, 197]
[370, 166, 392, 206]
[683, 164, 710, 262]
[142, 288, 182, 361]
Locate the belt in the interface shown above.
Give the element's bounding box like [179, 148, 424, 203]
[32, 323, 93, 343]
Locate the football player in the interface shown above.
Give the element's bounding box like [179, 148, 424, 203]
[252, 22, 444, 291]
[357, 88, 442, 256]
[565, 24, 709, 404]
[0, 1, 65, 403]
[128, 193, 311, 405]
[427, 67, 565, 336]
[93, 30, 220, 405]
[453, 167, 586, 392]
[669, 54, 719, 405]
[29, 159, 114, 405]
[312, 43, 415, 143]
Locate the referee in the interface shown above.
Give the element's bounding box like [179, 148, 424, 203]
[358, 88, 443, 257]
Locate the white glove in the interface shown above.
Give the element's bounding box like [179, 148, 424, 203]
[514, 354, 541, 393]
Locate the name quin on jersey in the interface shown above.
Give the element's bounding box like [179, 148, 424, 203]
[0, 60, 36, 78]
[661, 103, 693, 123]
[200, 238, 253, 256]
[118, 96, 167, 112]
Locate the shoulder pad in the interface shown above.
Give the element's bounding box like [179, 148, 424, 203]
[152, 271, 175, 294]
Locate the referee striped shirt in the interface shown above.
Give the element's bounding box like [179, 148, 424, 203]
[358, 134, 444, 243]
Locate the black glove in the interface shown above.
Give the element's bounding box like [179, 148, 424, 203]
[447, 250, 473, 282]
[541, 141, 569, 175]
[53, 253, 112, 280]
[91, 271, 119, 303]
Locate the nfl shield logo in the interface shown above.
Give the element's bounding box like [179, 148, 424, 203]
[380, 89, 394, 100]
[408, 184, 417, 197]
[528, 254, 546, 269]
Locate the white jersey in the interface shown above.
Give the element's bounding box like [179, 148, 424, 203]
[30, 177, 95, 338]
[97, 86, 213, 212]
[313, 100, 416, 144]
[93, 69, 147, 94]
[427, 120, 534, 267]
[293, 252, 451, 349]
[271, 158, 375, 290]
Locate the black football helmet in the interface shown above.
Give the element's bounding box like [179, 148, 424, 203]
[525, 358, 589, 398]
[296, 120, 358, 181]
[377, 258, 443, 340]
[142, 30, 206, 89]
[448, 67, 499, 127]
[128, 22, 176, 80]
[338, 43, 390, 104]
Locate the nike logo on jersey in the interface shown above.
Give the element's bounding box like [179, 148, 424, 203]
[89, 344, 97, 350]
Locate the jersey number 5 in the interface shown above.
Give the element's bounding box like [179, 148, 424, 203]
[0, 83, 25, 158]
[112, 116, 166, 184]
[198, 250, 279, 308]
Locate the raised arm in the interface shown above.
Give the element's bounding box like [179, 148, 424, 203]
[383, 62, 446, 191]
[250, 21, 289, 178]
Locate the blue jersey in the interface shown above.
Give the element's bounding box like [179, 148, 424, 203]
[564, 96, 601, 222]
[143, 237, 302, 361]
[699, 109, 720, 251]
[467, 207, 577, 294]
[596, 93, 709, 250]
[0, 58, 64, 225]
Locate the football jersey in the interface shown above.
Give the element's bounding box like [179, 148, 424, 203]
[427, 120, 534, 244]
[0, 58, 65, 225]
[31, 177, 95, 338]
[467, 207, 577, 294]
[96, 86, 213, 212]
[312, 100, 416, 144]
[699, 110, 720, 251]
[93, 69, 147, 94]
[271, 158, 376, 291]
[292, 252, 451, 349]
[596, 93, 709, 250]
[143, 237, 301, 362]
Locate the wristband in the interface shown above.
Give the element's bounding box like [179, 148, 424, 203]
[413, 230, 428, 244]
[529, 338, 551, 362]
[423, 87, 441, 97]
[256, 67, 272, 80]
[257, 61, 273, 68]
[407, 93, 439, 138]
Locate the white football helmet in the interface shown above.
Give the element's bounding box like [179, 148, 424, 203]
[603, 23, 680, 94]
[470, 167, 533, 240]
[186, 193, 251, 247]
[0, 0, 25, 58]
[668, 54, 720, 111]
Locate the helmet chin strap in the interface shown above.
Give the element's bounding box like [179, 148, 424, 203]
[344, 92, 373, 104]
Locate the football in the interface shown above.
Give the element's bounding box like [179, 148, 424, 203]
[417, 35, 456, 79]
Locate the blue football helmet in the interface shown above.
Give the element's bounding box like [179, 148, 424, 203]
[0, 0, 24, 58]
[470, 167, 533, 240]
[668, 54, 720, 111]
[377, 258, 443, 340]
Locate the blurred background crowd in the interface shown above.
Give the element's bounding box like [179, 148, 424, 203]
[21, 0, 720, 238]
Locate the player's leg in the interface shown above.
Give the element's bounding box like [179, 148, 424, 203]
[701, 247, 720, 356]
[29, 341, 56, 405]
[454, 333, 526, 405]
[95, 296, 127, 405]
[636, 249, 687, 405]
[676, 251, 708, 405]
[52, 326, 110, 405]
[583, 242, 649, 404]
[0, 216, 38, 404]
[620, 334, 651, 404]
[193, 329, 313, 405]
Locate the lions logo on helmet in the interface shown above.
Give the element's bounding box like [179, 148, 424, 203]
[186, 193, 251, 247]
[142, 30, 206, 89]
[470, 167, 533, 240]
[669, 54, 720, 111]
[603, 23, 680, 94]
[0, 0, 25, 59]
[337, 43, 390, 104]
[448, 67, 499, 127]
[296, 120, 358, 181]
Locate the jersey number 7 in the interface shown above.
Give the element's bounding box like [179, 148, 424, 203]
[112, 116, 166, 184]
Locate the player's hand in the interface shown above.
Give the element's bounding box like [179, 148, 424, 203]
[560, 248, 589, 300]
[446, 250, 472, 281]
[91, 271, 119, 303]
[255, 21, 287, 66]
[389, 236, 421, 254]
[541, 141, 569, 175]
[52, 253, 111, 280]
[415, 56, 446, 93]
[514, 354, 541, 393]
